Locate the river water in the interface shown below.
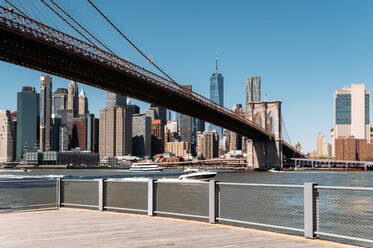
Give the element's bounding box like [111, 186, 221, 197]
[0, 169, 372, 247]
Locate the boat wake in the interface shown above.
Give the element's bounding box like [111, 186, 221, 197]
[158, 178, 207, 183]
[0, 169, 30, 173]
[0, 174, 65, 180]
[107, 177, 149, 182]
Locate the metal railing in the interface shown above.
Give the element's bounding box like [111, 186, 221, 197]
[2, 178, 373, 246]
[0, 5, 274, 139]
[216, 182, 304, 233]
[315, 185, 373, 246]
[0, 179, 58, 211]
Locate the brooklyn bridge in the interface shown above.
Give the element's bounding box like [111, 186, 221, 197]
[0, 2, 301, 168]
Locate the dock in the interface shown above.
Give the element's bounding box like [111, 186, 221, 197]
[0, 208, 357, 248]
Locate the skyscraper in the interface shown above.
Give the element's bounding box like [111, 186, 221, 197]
[67, 81, 79, 117]
[316, 133, 329, 157]
[151, 119, 164, 155]
[115, 108, 132, 156]
[150, 104, 167, 123]
[0, 110, 15, 162]
[132, 114, 151, 158]
[40, 75, 52, 151]
[52, 88, 68, 115]
[145, 108, 157, 121]
[106, 91, 126, 108]
[99, 107, 132, 157]
[16, 87, 39, 161]
[229, 104, 243, 151]
[208, 54, 224, 138]
[99, 107, 116, 157]
[71, 114, 99, 152]
[164, 120, 179, 151]
[99, 92, 132, 157]
[126, 99, 140, 117]
[56, 109, 73, 151]
[179, 85, 197, 154]
[197, 130, 219, 160]
[246, 76, 261, 104]
[196, 119, 205, 133]
[78, 88, 89, 116]
[51, 115, 61, 151]
[333, 84, 370, 139]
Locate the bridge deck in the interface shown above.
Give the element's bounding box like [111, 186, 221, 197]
[0, 208, 355, 248]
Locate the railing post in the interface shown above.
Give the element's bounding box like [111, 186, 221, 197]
[56, 178, 63, 208]
[304, 182, 318, 239]
[98, 179, 105, 211]
[148, 179, 156, 216]
[209, 180, 218, 224]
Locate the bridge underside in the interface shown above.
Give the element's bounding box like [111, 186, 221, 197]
[0, 24, 301, 158]
[0, 25, 270, 139]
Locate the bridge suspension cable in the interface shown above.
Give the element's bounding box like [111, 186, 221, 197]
[39, 0, 98, 48]
[282, 117, 292, 146]
[47, 0, 116, 56]
[86, 0, 182, 89]
[4, 0, 27, 17]
[282, 115, 297, 157]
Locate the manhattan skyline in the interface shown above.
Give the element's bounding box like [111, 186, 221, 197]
[0, 0, 373, 153]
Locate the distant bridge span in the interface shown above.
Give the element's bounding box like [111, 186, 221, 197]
[0, 6, 300, 158]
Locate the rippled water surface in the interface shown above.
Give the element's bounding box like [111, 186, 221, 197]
[1, 169, 373, 247]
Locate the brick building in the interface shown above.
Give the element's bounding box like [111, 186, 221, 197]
[151, 119, 164, 156]
[335, 138, 373, 161]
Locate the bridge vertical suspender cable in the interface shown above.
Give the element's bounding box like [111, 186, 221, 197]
[86, 0, 181, 88]
[282, 116, 296, 157]
[39, 0, 98, 47]
[4, 0, 28, 16]
[47, 0, 116, 56]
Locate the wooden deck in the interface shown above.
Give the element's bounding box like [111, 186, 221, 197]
[0, 208, 357, 248]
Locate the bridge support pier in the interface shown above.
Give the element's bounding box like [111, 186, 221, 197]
[246, 139, 283, 170]
[245, 101, 283, 170]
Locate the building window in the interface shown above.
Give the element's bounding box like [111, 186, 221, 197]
[335, 94, 351, 125]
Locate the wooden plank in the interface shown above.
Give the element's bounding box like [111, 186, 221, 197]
[0, 209, 357, 248]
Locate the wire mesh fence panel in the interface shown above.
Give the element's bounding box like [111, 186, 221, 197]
[106, 181, 147, 211]
[156, 182, 209, 218]
[218, 184, 304, 231]
[0, 180, 56, 211]
[318, 189, 373, 245]
[62, 181, 98, 207]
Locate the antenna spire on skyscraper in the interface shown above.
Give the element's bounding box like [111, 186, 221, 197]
[216, 52, 218, 73]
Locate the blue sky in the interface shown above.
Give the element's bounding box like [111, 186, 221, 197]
[1, 0, 373, 153]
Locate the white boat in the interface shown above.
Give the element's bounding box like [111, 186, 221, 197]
[130, 162, 163, 172]
[178, 168, 217, 181]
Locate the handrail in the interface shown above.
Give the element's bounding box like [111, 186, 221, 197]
[2, 179, 373, 246]
[315, 185, 373, 191]
[217, 182, 304, 188]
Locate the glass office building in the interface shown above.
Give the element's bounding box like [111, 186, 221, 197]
[332, 84, 371, 157]
[208, 72, 224, 139]
[16, 87, 40, 161]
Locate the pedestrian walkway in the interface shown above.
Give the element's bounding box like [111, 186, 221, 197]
[0, 208, 357, 248]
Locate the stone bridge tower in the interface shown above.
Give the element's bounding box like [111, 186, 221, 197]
[245, 101, 282, 169]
